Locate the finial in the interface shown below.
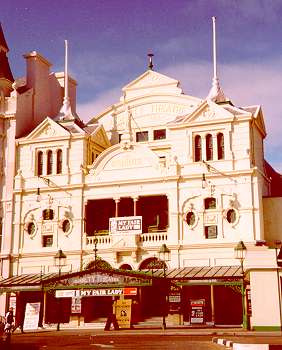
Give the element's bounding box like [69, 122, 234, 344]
[147, 52, 154, 70]
[56, 40, 74, 121]
[206, 16, 226, 103]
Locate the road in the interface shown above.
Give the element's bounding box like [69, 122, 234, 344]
[3, 330, 224, 350]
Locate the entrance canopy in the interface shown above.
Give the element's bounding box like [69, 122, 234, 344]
[0, 265, 245, 293]
[144, 265, 246, 285]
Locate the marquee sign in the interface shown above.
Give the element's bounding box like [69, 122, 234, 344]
[109, 216, 142, 235]
[56, 287, 137, 298]
[47, 270, 151, 290]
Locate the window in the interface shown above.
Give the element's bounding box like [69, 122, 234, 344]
[205, 225, 217, 239]
[153, 129, 166, 140]
[27, 222, 36, 236]
[136, 131, 148, 142]
[204, 197, 216, 209]
[42, 209, 54, 220]
[47, 150, 53, 175]
[42, 235, 53, 247]
[118, 134, 122, 143]
[226, 208, 237, 224]
[37, 151, 43, 176]
[61, 219, 71, 234]
[217, 133, 224, 160]
[186, 212, 196, 227]
[56, 149, 62, 174]
[194, 135, 202, 162]
[206, 134, 213, 161]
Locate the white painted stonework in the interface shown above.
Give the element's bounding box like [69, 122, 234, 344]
[0, 36, 282, 330]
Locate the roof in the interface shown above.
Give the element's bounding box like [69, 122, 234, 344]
[144, 266, 243, 281]
[0, 23, 9, 52]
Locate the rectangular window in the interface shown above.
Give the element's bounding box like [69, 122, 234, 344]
[153, 129, 166, 140]
[136, 131, 148, 142]
[118, 134, 122, 143]
[205, 226, 217, 239]
[42, 235, 53, 247]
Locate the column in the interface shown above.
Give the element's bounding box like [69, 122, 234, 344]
[114, 198, 120, 217]
[132, 196, 139, 216]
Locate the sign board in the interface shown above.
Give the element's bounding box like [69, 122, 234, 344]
[56, 287, 137, 298]
[23, 302, 41, 330]
[109, 216, 142, 235]
[115, 299, 132, 329]
[190, 299, 205, 324]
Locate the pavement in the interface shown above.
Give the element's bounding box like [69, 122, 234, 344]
[9, 325, 282, 349]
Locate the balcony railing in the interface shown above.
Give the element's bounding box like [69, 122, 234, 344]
[86, 230, 168, 250]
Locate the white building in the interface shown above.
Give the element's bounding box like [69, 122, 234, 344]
[1, 22, 282, 331]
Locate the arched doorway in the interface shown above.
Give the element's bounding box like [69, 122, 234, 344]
[85, 259, 112, 270]
[119, 264, 132, 270]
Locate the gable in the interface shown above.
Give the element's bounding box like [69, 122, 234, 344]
[23, 117, 69, 141]
[122, 70, 183, 100]
[87, 143, 166, 182]
[170, 100, 251, 128]
[91, 126, 111, 148]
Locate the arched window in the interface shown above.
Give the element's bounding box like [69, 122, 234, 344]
[56, 149, 62, 174]
[206, 134, 213, 161]
[217, 133, 224, 160]
[194, 135, 202, 162]
[47, 150, 53, 175]
[37, 151, 43, 176]
[204, 197, 216, 209]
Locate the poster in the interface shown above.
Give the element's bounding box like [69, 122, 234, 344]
[23, 302, 41, 330]
[71, 297, 81, 314]
[114, 299, 132, 328]
[190, 299, 205, 324]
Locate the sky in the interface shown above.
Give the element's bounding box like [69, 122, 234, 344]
[2, 0, 282, 171]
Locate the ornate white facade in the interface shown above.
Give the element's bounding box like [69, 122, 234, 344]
[1, 24, 282, 330]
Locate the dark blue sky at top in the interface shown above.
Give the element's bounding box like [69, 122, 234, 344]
[2, 0, 282, 168]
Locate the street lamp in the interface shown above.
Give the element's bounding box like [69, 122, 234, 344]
[54, 249, 67, 331]
[158, 244, 171, 330]
[234, 241, 247, 329]
[93, 238, 98, 269]
[54, 249, 67, 276]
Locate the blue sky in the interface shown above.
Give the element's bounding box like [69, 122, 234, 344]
[2, 0, 282, 171]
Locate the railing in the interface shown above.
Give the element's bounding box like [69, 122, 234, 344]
[86, 230, 168, 249]
[140, 231, 168, 245]
[87, 235, 112, 248]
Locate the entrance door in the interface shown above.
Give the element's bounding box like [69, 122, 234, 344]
[214, 285, 242, 325]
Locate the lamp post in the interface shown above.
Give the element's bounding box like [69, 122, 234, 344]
[93, 238, 98, 269]
[54, 249, 67, 331]
[158, 243, 171, 330]
[234, 241, 247, 330]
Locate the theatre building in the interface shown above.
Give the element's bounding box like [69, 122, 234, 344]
[1, 23, 282, 331]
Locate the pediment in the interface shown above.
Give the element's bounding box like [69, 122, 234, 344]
[87, 143, 166, 182]
[122, 70, 180, 91]
[181, 100, 235, 125]
[24, 117, 69, 140]
[253, 106, 266, 137]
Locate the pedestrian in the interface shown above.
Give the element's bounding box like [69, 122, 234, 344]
[4, 307, 14, 332]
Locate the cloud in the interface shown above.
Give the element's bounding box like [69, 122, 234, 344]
[77, 86, 121, 122]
